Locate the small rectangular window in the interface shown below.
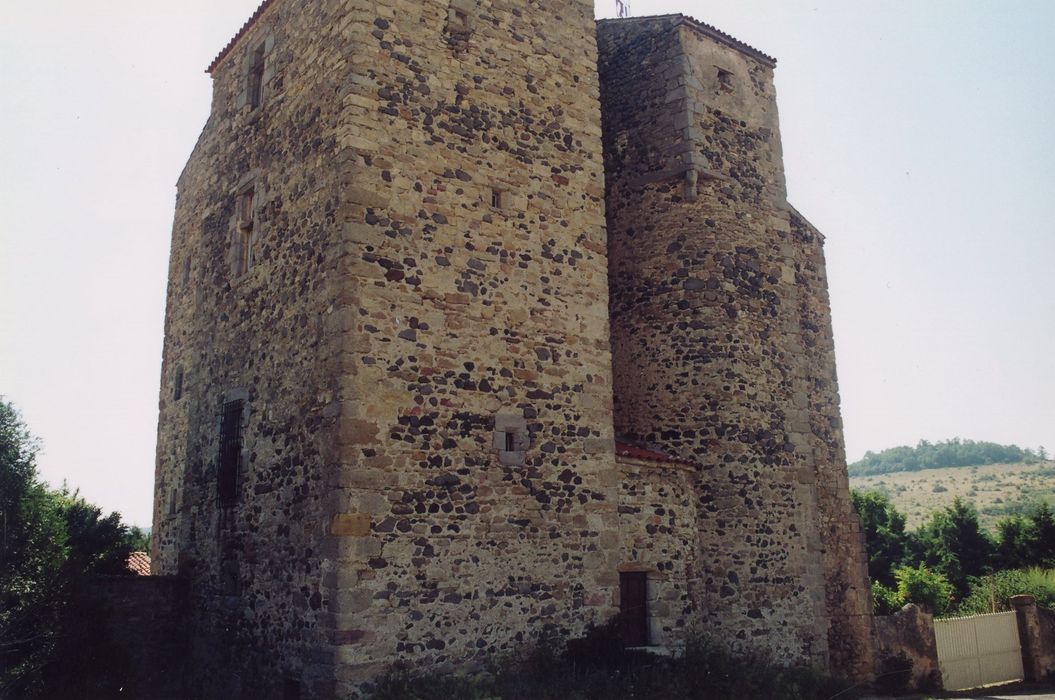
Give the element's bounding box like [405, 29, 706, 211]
[174, 367, 184, 401]
[504, 431, 515, 452]
[248, 43, 266, 109]
[218, 400, 244, 507]
[453, 9, 468, 27]
[491, 188, 503, 209]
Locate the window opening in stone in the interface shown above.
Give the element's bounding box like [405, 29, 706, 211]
[491, 188, 503, 209]
[174, 367, 184, 401]
[237, 187, 256, 275]
[248, 43, 266, 109]
[217, 399, 244, 507]
[453, 9, 469, 28]
[619, 572, 648, 647]
[181, 256, 192, 288]
[717, 68, 734, 94]
[504, 431, 515, 452]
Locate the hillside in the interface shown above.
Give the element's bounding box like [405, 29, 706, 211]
[848, 438, 1042, 477]
[849, 460, 1055, 531]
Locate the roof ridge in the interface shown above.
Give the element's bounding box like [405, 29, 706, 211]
[598, 13, 777, 67]
[206, 0, 277, 74]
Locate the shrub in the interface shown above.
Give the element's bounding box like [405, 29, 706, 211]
[895, 565, 953, 616]
[958, 568, 1055, 615]
[872, 581, 904, 615]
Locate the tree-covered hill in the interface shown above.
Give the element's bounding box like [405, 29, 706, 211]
[849, 438, 1046, 477]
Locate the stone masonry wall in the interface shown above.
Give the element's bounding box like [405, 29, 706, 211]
[617, 455, 699, 646]
[153, 2, 354, 696]
[321, 0, 619, 693]
[789, 211, 876, 678]
[599, 17, 873, 676]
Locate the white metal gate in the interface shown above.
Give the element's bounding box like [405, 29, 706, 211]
[934, 611, 1024, 691]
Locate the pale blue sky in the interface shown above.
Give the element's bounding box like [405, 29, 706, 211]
[1, 1, 1052, 526]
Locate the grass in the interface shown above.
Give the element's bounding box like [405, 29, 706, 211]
[849, 461, 1055, 531]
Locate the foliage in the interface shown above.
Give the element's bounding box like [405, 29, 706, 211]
[957, 568, 1055, 615]
[872, 581, 904, 616]
[894, 565, 953, 616]
[852, 490, 909, 587]
[366, 625, 860, 700]
[0, 398, 138, 698]
[909, 498, 994, 598]
[849, 438, 1039, 477]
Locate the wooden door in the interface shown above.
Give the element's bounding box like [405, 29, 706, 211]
[620, 572, 648, 647]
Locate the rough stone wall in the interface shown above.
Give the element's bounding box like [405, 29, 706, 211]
[873, 604, 941, 692]
[599, 17, 873, 675]
[152, 2, 354, 696]
[317, 0, 619, 693]
[1012, 595, 1055, 682]
[616, 455, 699, 646]
[789, 211, 876, 678]
[86, 576, 188, 698]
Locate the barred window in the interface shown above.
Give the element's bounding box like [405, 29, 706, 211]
[218, 400, 244, 507]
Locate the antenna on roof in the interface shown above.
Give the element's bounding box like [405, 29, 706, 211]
[616, 0, 630, 18]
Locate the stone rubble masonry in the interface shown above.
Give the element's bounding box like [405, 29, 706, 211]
[873, 604, 942, 693]
[597, 15, 875, 677]
[152, 2, 875, 696]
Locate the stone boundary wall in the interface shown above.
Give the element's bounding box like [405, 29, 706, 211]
[1012, 595, 1055, 682]
[87, 575, 187, 698]
[873, 604, 941, 693]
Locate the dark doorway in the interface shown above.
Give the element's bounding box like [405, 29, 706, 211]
[619, 571, 648, 647]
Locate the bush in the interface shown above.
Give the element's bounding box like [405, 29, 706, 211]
[958, 568, 1055, 615]
[872, 581, 904, 615]
[895, 565, 953, 616]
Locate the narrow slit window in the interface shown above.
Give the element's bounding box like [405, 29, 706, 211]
[174, 367, 184, 401]
[248, 43, 266, 109]
[453, 9, 468, 28]
[504, 431, 515, 452]
[237, 187, 256, 275]
[491, 188, 503, 209]
[218, 399, 244, 507]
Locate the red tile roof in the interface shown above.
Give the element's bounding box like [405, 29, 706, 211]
[208, 6, 776, 75]
[207, 0, 277, 74]
[615, 439, 698, 468]
[127, 551, 152, 576]
[598, 14, 777, 67]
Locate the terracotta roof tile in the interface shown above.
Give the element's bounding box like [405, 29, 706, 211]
[127, 551, 152, 576]
[207, 0, 276, 74]
[598, 14, 777, 67]
[615, 439, 698, 468]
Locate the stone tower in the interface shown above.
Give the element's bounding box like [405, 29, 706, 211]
[598, 15, 875, 677]
[153, 2, 875, 696]
[153, 0, 619, 696]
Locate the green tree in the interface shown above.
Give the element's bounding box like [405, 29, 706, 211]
[0, 399, 67, 696]
[851, 490, 909, 587]
[894, 565, 954, 616]
[0, 398, 138, 697]
[910, 498, 994, 599]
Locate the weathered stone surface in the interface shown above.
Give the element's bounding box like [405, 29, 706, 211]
[598, 14, 875, 678]
[152, 4, 873, 697]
